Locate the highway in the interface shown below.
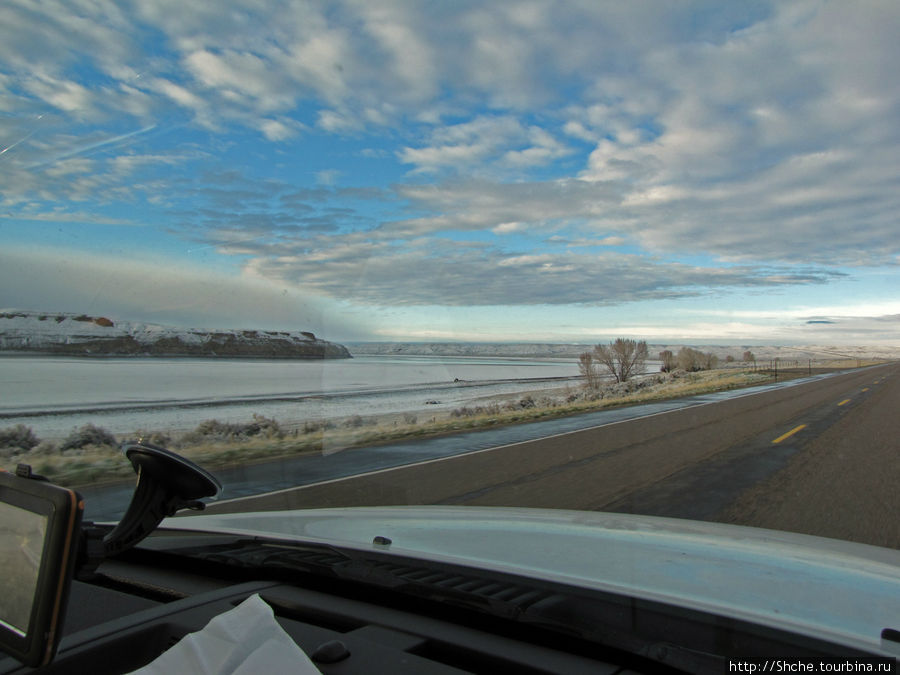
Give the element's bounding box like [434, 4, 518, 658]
[202, 363, 899, 549]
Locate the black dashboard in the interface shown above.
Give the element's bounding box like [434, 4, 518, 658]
[1, 554, 641, 674]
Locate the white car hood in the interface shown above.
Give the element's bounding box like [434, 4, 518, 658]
[160, 506, 900, 656]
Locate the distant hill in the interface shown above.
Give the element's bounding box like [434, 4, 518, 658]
[347, 342, 589, 358]
[348, 341, 900, 362]
[0, 310, 351, 359]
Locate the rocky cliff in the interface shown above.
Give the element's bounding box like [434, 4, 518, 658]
[0, 311, 351, 359]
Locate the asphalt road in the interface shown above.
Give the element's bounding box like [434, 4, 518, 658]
[198, 363, 899, 549]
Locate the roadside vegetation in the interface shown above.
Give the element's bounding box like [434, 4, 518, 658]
[1, 365, 783, 488]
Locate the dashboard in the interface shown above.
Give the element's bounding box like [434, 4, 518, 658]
[2, 529, 894, 675]
[0, 555, 645, 674]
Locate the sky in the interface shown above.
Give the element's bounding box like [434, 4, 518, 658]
[1, 0, 899, 345]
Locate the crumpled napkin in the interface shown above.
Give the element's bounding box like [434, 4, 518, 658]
[128, 593, 320, 675]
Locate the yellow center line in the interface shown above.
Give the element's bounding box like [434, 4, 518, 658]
[773, 424, 807, 444]
[862, 387, 869, 392]
[838, 398, 851, 406]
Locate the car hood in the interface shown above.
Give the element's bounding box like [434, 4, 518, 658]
[160, 506, 900, 655]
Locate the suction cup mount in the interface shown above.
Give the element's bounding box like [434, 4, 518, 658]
[100, 441, 222, 557]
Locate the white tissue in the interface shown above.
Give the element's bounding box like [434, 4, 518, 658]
[128, 593, 320, 674]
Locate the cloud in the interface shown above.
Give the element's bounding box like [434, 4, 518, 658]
[315, 169, 342, 186]
[223, 227, 841, 307]
[566, 2, 900, 265]
[0, 1, 759, 144]
[492, 222, 522, 235]
[399, 115, 572, 174]
[0, 1, 135, 83]
[21, 74, 97, 117]
[258, 118, 301, 141]
[2, 0, 900, 344]
[389, 178, 624, 237]
[109, 152, 193, 175]
[0, 210, 133, 226]
[147, 78, 210, 120]
[184, 49, 293, 111]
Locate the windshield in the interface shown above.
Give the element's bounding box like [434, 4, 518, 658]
[1, 0, 898, 559]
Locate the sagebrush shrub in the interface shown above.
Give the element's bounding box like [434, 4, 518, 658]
[0, 424, 39, 450]
[59, 424, 117, 451]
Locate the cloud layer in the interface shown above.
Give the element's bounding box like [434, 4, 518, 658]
[1, 1, 899, 340]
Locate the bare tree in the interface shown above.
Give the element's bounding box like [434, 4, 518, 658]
[578, 351, 601, 390]
[594, 338, 648, 383]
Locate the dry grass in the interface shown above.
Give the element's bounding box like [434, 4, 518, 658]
[1, 368, 801, 487]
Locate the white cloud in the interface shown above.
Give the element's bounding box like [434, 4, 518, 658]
[491, 222, 521, 235]
[0, 210, 133, 226]
[391, 178, 622, 236]
[258, 118, 301, 141]
[353, 1, 438, 103]
[184, 49, 291, 111]
[280, 28, 354, 106]
[315, 169, 342, 186]
[110, 153, 191, 175]
[21, 73, 97, 117]
[400, 115, 572, 174]
[148, 77, 204, 112]
[316, 109, 361, 133]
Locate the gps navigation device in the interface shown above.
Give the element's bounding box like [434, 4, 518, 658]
[0, 468, 82, 667]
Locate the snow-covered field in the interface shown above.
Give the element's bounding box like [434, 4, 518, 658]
[4, 309, 896, 442]
[0, 355, 582, 439]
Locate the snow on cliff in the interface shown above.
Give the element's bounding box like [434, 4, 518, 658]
[0, 310, 351, 359]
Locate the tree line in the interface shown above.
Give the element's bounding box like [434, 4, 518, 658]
[580, 340, 752, 388]
[658, 347, 719, 373]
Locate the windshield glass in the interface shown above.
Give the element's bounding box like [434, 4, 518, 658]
[1, 0, 898, 556]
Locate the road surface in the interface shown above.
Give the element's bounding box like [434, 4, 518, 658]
[200, 363, 899, 549]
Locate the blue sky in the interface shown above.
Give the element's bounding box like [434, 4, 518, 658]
[1, 0, 899, 344]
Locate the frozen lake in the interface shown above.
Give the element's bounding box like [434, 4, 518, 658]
[0, 355, 582, 438]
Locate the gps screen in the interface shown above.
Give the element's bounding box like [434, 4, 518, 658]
[0, 470, 81, 667]
[0, 501, 48, 637]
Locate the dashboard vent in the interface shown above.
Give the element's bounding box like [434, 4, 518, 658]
[363, 560, 553, 610]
